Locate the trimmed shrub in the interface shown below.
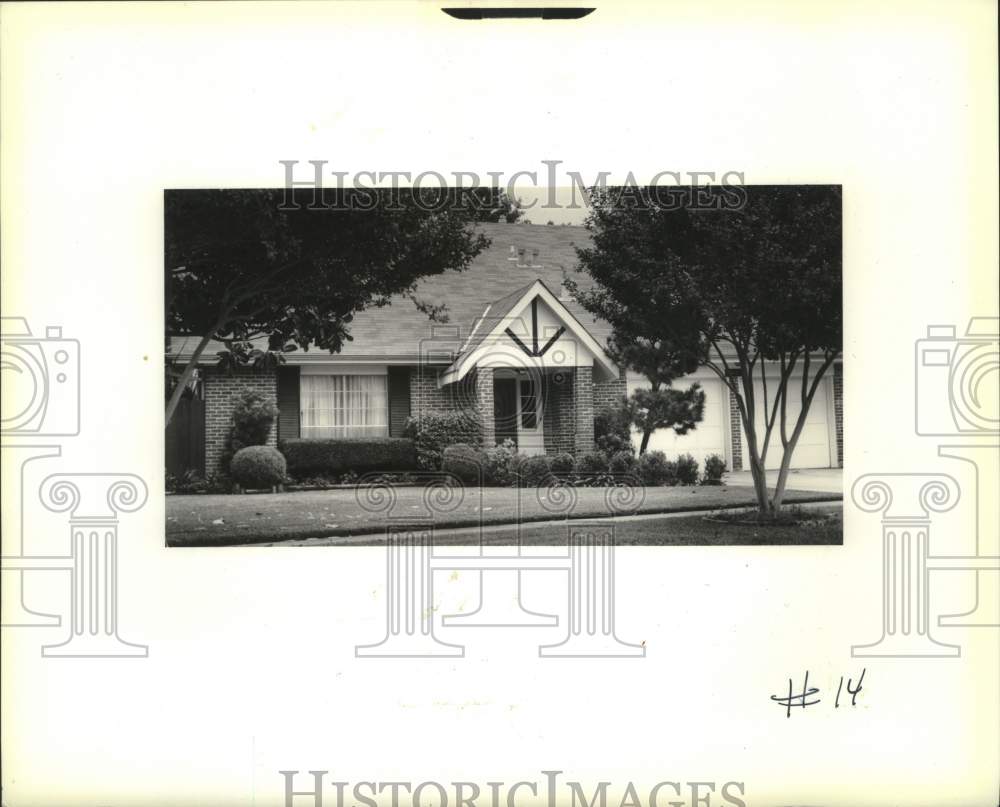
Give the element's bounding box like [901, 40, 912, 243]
[549, 452, 576, 475]
[230, 392, 279, 446]
[594, 400, 634, 457]
[404, 412, 482, 470]
[484, 439, 519, 486]
[675, 453, 700, 485]
[635, 450, 670, 486]
[608, 449, 636, 475]
[442, 443, 487, 486]
[166, 470, 233, 495]
[702, 454, 727, 485]
[663, 461, 679, 486]
[221, 391, 279, 472]
[280, 438, 417, 478]
[230, 445, 286, 489]
[519, 455, 553, 487]
[575, 450, 609, 475]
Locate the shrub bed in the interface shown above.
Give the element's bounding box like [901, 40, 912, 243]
[442, 443, 487, 485]
[280, 438, 418, 478]
[608, 449, 636, 474]
[575, 450, 609, 474]
[519, 455, 553, 487]
[675, 453, 700, 485]
[635, 450, 671, 486]
[702, 454, 727, 485]
[550, 452, 576, 474]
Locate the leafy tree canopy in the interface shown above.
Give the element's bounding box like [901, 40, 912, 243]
[569, 185, 842, 509]
[165, 187, 495, 421]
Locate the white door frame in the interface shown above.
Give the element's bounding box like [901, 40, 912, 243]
[494, 369, 545, 455]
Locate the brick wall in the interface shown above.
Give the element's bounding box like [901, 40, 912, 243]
[728, 386, 743, 471]
[203, 369, 278, 475]
[476, 367, 495, 447]
[409, 364, 481, 435]
[410, 364, 457, 415]
[543, 369, 576, 455]
[593, 367, 627, 413]
[833, 361, 843, 468]
[573, 366, 595, 454]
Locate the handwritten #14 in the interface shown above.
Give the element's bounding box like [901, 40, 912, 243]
[770, 669, 866, 718]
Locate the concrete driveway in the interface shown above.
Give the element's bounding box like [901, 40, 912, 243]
[724, 467, 843, 493]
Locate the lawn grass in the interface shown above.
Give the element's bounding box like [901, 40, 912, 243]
[258, 505, 843, 546]
[166, 485, 841, 546]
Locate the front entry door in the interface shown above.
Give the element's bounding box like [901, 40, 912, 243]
[493, 374, 545, 454]
[515, 376, 545, 455]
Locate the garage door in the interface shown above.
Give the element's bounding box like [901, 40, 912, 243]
[626, 374, 728, 465]
[740, 374, 833, 470]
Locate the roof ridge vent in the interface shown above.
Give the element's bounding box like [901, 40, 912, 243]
[508, 244, 543, 269]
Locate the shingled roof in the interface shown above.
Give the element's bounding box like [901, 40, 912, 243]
[170, 222, 612, 363]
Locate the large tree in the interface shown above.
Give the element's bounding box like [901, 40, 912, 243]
[165, 188, 492, 424]
[560, 294, 708, 454]
[571, 185, 842, 511]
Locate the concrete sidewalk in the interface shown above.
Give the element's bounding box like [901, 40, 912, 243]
[724, 468, 843, 493]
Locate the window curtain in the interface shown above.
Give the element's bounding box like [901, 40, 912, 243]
[300, 375, 388, 438]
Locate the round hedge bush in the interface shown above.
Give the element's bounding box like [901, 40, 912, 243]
[574, 450, 609, 475]
[549, 452, 576, 475]
[675, 453, 700, 485]
[230, 445, 287, 489]
[442, 443, 486, 486]
[608, 449, 636, 475]
[519, 455, 553, 487]
[636, 450, 670, 486]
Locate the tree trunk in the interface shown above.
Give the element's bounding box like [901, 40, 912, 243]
[772, 359, 835, 511]
[165, 333, 215, 426]
[639, 427, 653, 455]
[738, 373, 771, 513]
[748, 452, 770, 512]
[740, 420, 770, 512]
[772, 390, 816, 511]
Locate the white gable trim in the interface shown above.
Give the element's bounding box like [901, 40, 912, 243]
[439, 280, 620, 386]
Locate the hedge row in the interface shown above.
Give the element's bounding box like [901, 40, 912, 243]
[279, 438, 418, 477]
[440, 442, 726, 488]
[403, 412, 483, 470]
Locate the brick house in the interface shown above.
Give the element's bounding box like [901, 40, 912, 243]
[168, 223, 843, 475]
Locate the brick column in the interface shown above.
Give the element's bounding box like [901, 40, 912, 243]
[573, 365, 594, 454]
[475, 367, 495, 447]
[728, 386, 743, 471]
[203, 370, 278, 475]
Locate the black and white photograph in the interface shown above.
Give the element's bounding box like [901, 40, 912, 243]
[165, 184, 843, 547]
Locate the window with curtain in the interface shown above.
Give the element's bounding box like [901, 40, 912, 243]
[300, 375, 389, 438]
